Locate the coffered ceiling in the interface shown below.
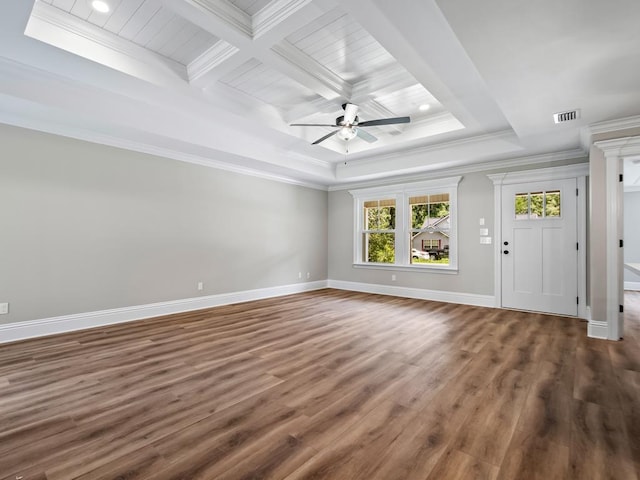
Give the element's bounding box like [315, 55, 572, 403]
[1, 0, 639, 187]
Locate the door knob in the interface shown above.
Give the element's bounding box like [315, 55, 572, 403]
[503, 250, 509, 254]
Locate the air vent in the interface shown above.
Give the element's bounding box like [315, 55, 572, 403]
[553, 109, 580, 124]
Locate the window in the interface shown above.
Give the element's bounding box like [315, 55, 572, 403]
[363, 199, 396, 263]
[350, 176, 460, 271]
[515, 190, 561, 219]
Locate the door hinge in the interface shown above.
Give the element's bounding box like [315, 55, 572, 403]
[620, 174, 624, 182]
[620, 239, 624, 248]
[620, 304, 624, 313]
[577, 296, 579, 305]
[576, 242, 579, 250]
[576, 188, 579, 196]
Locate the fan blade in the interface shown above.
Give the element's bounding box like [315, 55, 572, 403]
[343, 103, 359, 124]
[290, 123, 337, 127]
[312, 130, 339, 145]
[358, 116, 410, 127]
[356, 128, 378, 143]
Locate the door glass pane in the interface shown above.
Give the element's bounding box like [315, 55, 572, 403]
[545, 191, 561, 217]
[364, 233, 395, 263]
[530, 192, 544, 218]
[515, 193, 529, 219]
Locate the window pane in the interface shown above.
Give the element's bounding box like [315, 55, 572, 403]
[379, 205, 396, 229]
[364, 233, 395, 263]
[364, 199, 395, 230]
[530, 192, 543, 218]
[410, 230, 450, 265]
[365, 206, 377, 229]
[515, 193, 528, 218]
[410, 198, 428, 229]
[545, 191, 561, 217]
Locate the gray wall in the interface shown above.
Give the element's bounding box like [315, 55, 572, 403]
[328, 160, 588, 296]
[625, 191, 640, 284]
[329, 172, 496, 295]
[0, 124, 328, 324]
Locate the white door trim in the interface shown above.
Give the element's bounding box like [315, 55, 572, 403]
[488, 163, 589, 317]
[593, 136, 640, 340]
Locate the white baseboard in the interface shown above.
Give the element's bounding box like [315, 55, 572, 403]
[327, 280, 495, 308]
[0, 281, 328, 344]
[624, 281, 640, 291]
[587, 320, 609, 340]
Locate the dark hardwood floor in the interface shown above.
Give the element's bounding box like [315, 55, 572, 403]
[1, 289, 639, 479]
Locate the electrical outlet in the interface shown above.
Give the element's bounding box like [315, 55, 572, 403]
[298, 272, 302, 279]
[0, 303, 8, 314]
[197, 282, 203, 291]
[391, 274, 396, 281]
[306, 272, 310, 279]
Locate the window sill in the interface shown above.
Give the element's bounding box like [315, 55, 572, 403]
[352, 263, 458, 275]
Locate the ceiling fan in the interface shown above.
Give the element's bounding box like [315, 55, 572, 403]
[291, 103, 410, 145]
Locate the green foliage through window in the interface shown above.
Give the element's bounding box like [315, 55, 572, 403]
[514, 191, 561, 219]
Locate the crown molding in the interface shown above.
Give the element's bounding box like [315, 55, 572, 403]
[594, 135, 640, 158]
[0, 112, 330, 191]
[187, 40, 239, 83]
[329, 148, 587, 191]
[487, 162, 589, 186]
[253, 0, 313, 38]
[345, 130, 517, 167]
[581, 114, 640, 149]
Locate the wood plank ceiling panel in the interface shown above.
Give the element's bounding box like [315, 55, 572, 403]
[102, 0, 146, 33]
[52, 0, 218, 66]
[220, 59, 320, 109]
[287, 11, 396, 83]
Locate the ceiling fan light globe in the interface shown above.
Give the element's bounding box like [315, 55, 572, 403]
[337, 126, 357, 141]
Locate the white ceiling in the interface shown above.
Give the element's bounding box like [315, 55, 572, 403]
[1, 0, 640, 188]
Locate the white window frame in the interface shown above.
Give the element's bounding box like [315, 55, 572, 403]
[349, 176, 461, 273]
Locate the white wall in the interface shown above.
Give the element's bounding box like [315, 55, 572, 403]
[0, 124, 328, 325]
[624, 191, 640, 287]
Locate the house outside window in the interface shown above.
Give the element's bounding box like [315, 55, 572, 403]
[349, 176, 460, 272]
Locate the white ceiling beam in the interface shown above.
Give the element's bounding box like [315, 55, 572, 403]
[163, 0, 252, 46]
[168, 0, 345, 99]
[187, 40, 241, 87]
[270, 41, 351, 100]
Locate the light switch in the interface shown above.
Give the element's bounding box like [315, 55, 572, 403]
[479, 218, 485, 225]
[480, 228, 489, 236]
[480, 237, 492, 244]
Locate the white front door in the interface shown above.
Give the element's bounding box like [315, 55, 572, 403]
[501, 178, 578, 316]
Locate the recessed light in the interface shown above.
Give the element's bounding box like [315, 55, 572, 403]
[91, 0, 110, 13]
[418, 104, 430, 112]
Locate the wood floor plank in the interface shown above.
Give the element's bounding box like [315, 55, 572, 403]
[0, 289, 638, 480]
[425, 448, 499, 480]
[570, 399, 638, 480]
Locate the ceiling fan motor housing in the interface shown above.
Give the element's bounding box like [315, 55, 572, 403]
[336, 115, 359, 126]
